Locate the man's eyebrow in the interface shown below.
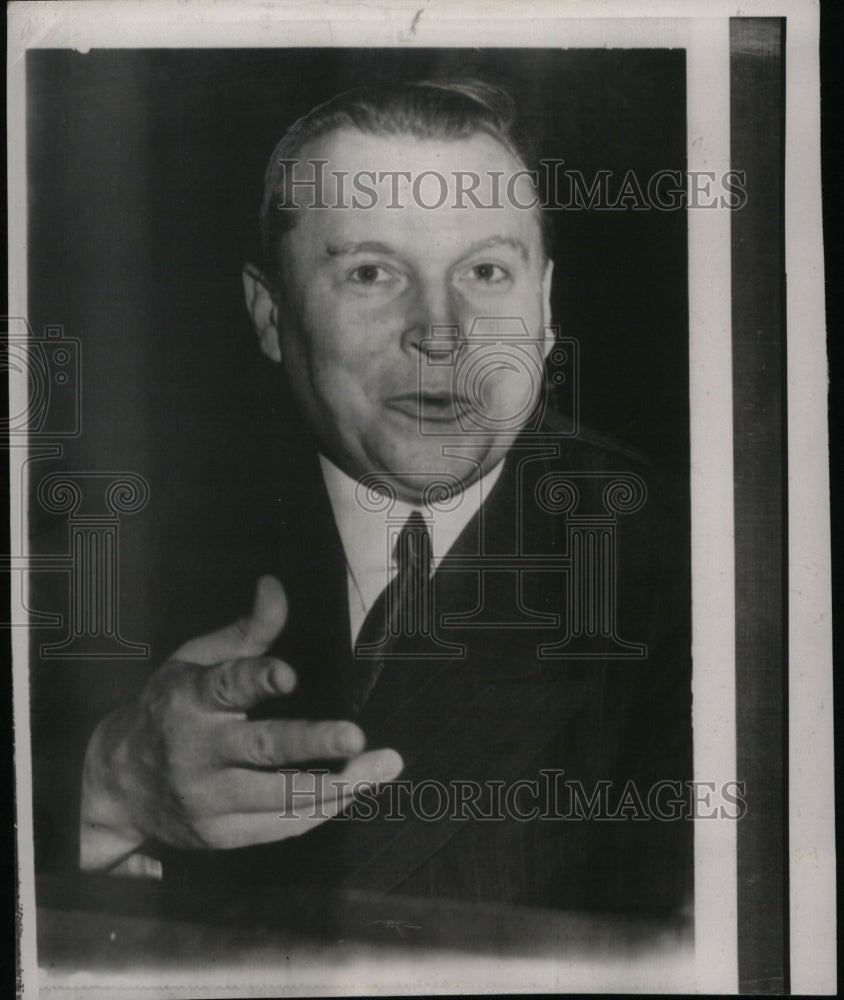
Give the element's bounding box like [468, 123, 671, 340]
[325, 241, 396, 257]
[325, 236, 531, 261]
[458, 236, 530, 261]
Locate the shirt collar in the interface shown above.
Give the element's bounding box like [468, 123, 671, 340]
[319, 454, 504, 618]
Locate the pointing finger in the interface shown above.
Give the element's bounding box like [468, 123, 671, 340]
[279, 750, 404, 813]
[338, 747, 404, 787]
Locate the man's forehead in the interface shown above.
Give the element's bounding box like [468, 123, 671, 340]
[297, 125, 526, 174]
[278, 126, 545, 259]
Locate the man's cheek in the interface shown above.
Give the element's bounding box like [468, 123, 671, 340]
[316, 374, 372, 422]
[460, 347, 544, 416]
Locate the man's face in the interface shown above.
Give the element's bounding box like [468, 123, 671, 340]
[246, 127, 553, 501]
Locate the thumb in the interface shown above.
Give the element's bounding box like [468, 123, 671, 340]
[237, 575, 289, 652]
[174, 575, 289, 666]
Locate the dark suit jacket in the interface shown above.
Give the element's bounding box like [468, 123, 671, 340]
[148, 404, 693, 916]
[33, 396, 692, 917]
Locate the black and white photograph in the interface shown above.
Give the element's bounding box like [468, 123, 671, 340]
[7, 1, 834, 995]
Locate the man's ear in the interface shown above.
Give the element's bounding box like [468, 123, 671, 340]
[242, 263, 282, 363]
[541, 258, 555, 359]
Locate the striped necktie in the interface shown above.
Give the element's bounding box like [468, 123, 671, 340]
[352, 510, 431, 713]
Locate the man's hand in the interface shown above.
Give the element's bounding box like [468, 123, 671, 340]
[80, 575, 403, 871]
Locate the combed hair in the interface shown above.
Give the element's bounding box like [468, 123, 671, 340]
[260, 78, 551, 271]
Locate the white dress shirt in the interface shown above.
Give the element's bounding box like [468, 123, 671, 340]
[318, 455, 505, 645]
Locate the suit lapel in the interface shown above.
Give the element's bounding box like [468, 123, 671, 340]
[331, 445, 603, 893]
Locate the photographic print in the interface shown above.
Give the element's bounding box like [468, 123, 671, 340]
[8, 1, 834, 996]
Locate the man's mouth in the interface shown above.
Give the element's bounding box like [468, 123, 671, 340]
[384, 391, 472, 424]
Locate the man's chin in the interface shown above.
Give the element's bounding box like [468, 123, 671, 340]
[363, 442, 503, 504]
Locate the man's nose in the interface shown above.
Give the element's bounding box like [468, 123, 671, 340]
[400, 281, 462, 354]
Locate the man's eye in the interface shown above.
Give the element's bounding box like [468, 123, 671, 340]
[467, 262, 510, 284]
[348, 264, 392, 286]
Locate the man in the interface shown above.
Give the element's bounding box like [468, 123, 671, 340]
[76, 79, 692, 911]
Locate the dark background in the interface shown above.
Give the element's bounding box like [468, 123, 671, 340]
[24, 48, 689, 873]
